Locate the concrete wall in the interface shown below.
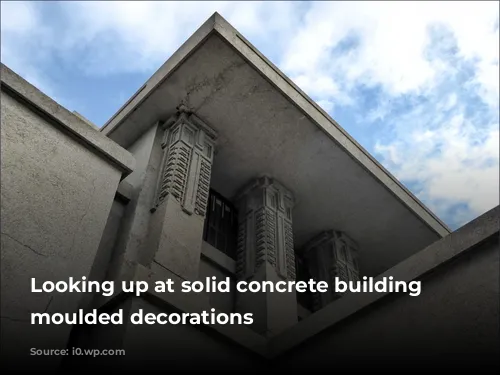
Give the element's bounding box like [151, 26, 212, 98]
[124, 298, 265, 369]
[84, 196, 129, 310]
[123, 125, 158, 189]
[103, 122, 164, 285]
[0, 65, 134, 370]
[199, 256, 236, 313]
[275, 234, 499, 371]
[1, 59, 497, 372]
[64, 296, 267, 371]
[64, 207, 498, 372]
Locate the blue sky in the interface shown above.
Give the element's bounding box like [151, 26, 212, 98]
[1, 1, 498, 230]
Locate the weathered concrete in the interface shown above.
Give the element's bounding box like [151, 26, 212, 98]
[1, 12, 497, 373]
[269, 205, 499, 357]
[234, 176, 298, 336]
[103, 122, 164, 289]
[147, 108, 217, 281]
[63, 206, 498, 372]
[300, 230, 361, 310]
[199, 251, 237, 314]
[274, 224, 499, 371]
[2, 64, 134, 175]
[0, 64, 134, 369]
[98, 13, 449, 279]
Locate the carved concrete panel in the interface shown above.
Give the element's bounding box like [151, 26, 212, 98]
[302, 230, 360, 311]
[152, 104, 216, 218]
[235, 176, 295, 281]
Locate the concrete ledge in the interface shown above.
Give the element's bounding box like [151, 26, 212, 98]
[133, 264, 269, 358]
[201, 241, 236, 274]
[1, 64, 135, 177]
[116, 180, 134, 203]
[96, 11, 449, 238]
[211, 13, 450, 238]
[73, 111, 98, 130]
[101, 15, 217, 136]
[94, 260, 267, 357]
[94, 207, 498, 360]
[267, 205, 499, 357]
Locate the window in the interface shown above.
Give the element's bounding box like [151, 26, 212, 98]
[295, 252, 314, 311]
[203, 189, 238, 260]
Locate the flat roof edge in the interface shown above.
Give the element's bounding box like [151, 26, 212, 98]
[268, 204, 499, 357]
[1, 64, 135, 177]
[100, 13, 219, 136]
[98, 12, 450, 236]
[211, 13, 451, 237]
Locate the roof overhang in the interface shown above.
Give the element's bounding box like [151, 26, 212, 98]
[101, 13, 450, 276]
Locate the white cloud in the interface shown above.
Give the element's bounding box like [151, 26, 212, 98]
[1, 2, 59, 99]
[279, 1, 498, 227]
[282, 1, 499, 107]
[49, 1, 301, 75]
[0, 1, 37, 33]
[375, 104, 499, 227]
[0, 1, 498, 227]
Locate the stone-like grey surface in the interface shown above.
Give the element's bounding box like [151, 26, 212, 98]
[0, 79, 133, 368]
[1, 64, 135, 176]
[274, 233, 499, 370]
[301, 230, 360, 310]
[64, 206, 498, 371]
[268, 205, 500, 357]
[95, 15, 449, 278]
[72, 111, 98, 130]
[234, 176, 298, 336]
[1, 12, 497, 372]
[199, 248, 237, 313]
[83, 198, 128, 310]
[103, 122, 164, 286]
[201, 240, 236, 274]
[148, 109, 217, 281]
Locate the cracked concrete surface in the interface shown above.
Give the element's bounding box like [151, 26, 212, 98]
[0, 72, 133, 366]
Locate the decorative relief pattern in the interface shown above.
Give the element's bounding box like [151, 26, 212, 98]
[254, 208, 267, 269]
[157, 140, 191, 205]
[234, 177, 295, 280]
[284, 221, 295, 280]
[302, 230, 360, 307]
[152, 107, 217, 216]
[235, 217, 247, 279]
[194, 159, 211, 216]
[311, 288, 322, 312]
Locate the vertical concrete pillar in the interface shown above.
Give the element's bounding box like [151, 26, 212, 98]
[148, 105, 217, 281]
[301, 230, 360, 311]
[234, 176, 297, 336]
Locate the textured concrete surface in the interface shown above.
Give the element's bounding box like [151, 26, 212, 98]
[97, 13, 449, 278]
[149, 194, 207, 280]
[82, 198, 128, 311]
[0, 71, 134, 368]
[65, 297, 268, 371]
[274, 231, 499, 371]
[199, 252, 236, 314]
[268, 205, 499, 357]
[104, 123, 165, 287]
[64, 206, 498, 371]
[2, 12, 497, 372]
[1, 64, 135, 176]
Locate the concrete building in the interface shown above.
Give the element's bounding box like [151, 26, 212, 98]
[1, 13, 498, 372]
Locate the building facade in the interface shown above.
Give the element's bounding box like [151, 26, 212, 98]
[1, 13, 498, 372]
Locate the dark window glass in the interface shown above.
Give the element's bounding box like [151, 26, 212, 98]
[203, 189, 238, 260]
[295, 252, 314, 311]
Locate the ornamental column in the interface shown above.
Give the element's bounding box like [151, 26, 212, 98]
[234, 176, 297, 336]
[148, 104, 216, 281]
[301, 230, 360, 311]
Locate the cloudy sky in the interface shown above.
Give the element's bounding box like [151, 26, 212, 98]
[1, 1, 498, 230]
